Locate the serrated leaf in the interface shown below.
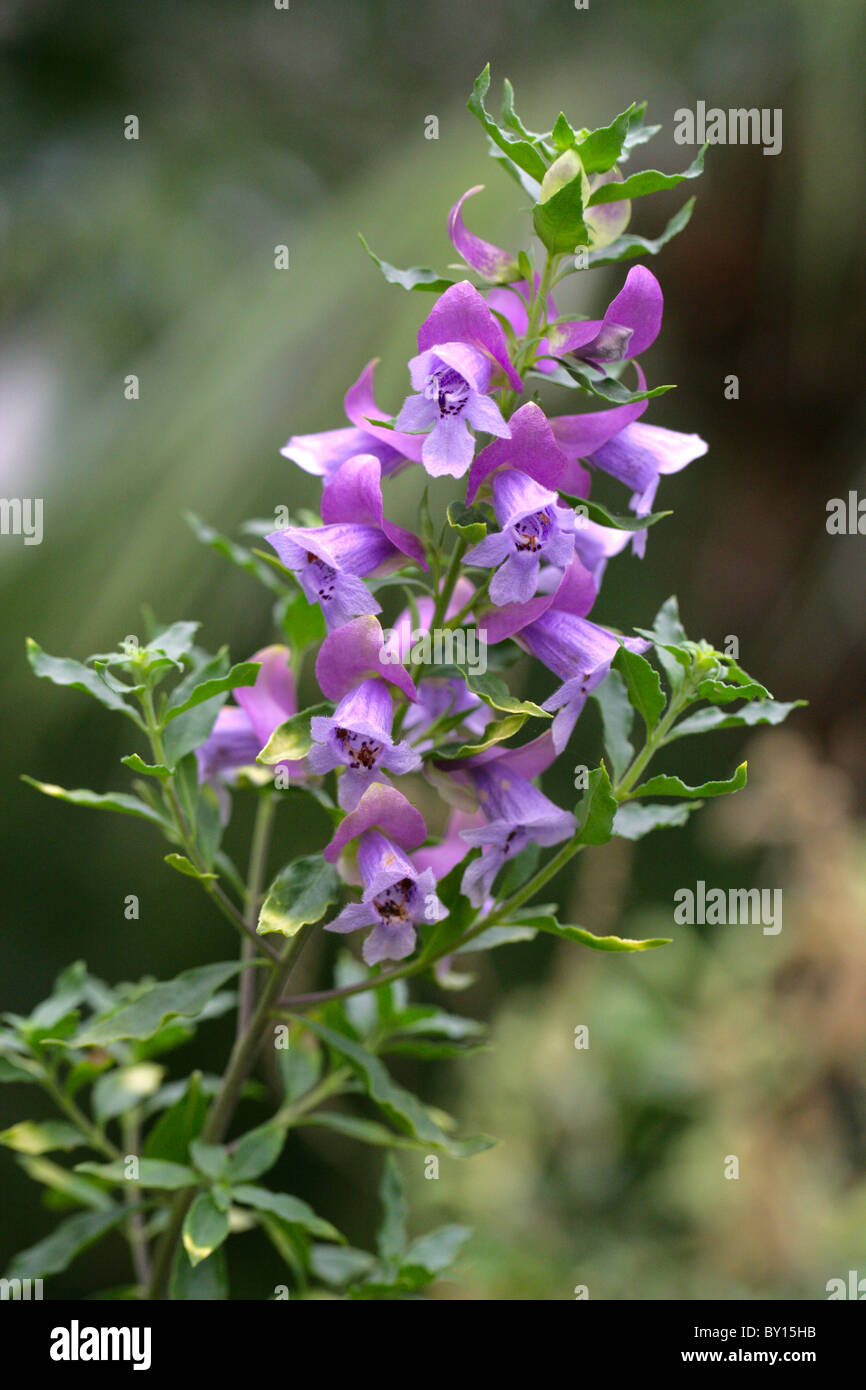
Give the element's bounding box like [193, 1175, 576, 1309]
[630, 762, 748, 798]
[73, 962, 244, 1048]
[468, 65, 547, 182]
[257, 703, 332, 764]
[434, 712, 527, 760]
[257, 856, 339, 938]
[613, 801, 699, 839]
[459, 670, 549, 719]
[576, 104, 636, 174]
[587, 197, 695, 266]
[26, 639, 139, 722]
[358, 234, 453, 292]
[612, 646, 665, 734]
[668, 699, 806, 741]
[554, 360, 674, 404]
[588, 145, 706, 203]
[163, 662, 260, 722]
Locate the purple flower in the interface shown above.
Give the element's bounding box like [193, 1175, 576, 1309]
[266, 453, 426, 631]
[400, 676, 491, 749]
[308, 678, 421, 810]
[417, 280, 523, 391]
[447, 186, 519, 283]
[324, 830, 446, 965]
[465, 402, 569, 504]
[456, 746, 575, 907]
[464, 468, 575, 605]
[521, 606, 649, 752]
[546, 266, 663, 367]
[281, 360, 424, 480]
[583, 421, 708, 556]
[395, 342, 510, 479]
[196, 646, 301, 785]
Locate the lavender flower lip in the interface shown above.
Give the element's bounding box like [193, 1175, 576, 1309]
[324, 829, 446, 965]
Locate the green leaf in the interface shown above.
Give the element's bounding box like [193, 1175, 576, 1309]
[163, 662, 260, 722]
[183, 1192, 230, 1267]
[5, 1207, 127, 1280]
[257, 703, 332, 764]
[575, 765, 617, 845]
[257, 855, 339, 938]
[378, 1155, 408, 1266]
[613, 801, 699, 840]
[294, 1017, 494, 1158]
[148, 621, 200, 664]
[299, 1113, 419, 1150]
[227, 1122, 286, 1184]
[73, 962, 244, 1048]
[553, 360, 674, 405]
[696, 678, 772, 704]
[18, 1155, 116, 1210]
[576, 104, 636, 174]
[591, 669, 634, 782]
[630, 762, 748, 799]
[91, 1063, 165, 1122]
[170, 1243, 228, 1300]
[26, 638, 139, 723]
[668, 699, 806, 741]
[612, 646, 665, 734]
[518, 913, 671, 952]
[358, 234, 454, 293]
[20, 778, 169, 829]
[161, 694, 228, 769]
[0, 1120, 83, 1155]
[143, 1072, 208, 1164]
[447, 500, 487, 545]
[309, 1244, 377, 1288]
[231, 1185, 342, 1242]
[277, 588, 327, 654]
[189, 1140, 230, 1182]
[120, 753, 170, 780]
[533, 163, 589, 254]
[551, 111, 576, 151]
[186, 512, 282, 591]
[563, 494, 671, 532]
[0, 1054, 36, 1083]
[434, 712, 527, 760]
[456, 924, 537, 953]
[75, 1159, 197, 1190]
[587, 197, 696, 266]
[164, 853, 218, 882]
[402, 1223, 472, 1276]
[588, 145, 707, 203]
[468, 65, 547, 182]
[459, 670, 550, 719]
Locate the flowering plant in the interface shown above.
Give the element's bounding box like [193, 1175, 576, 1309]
[4, 69, 802, 1301]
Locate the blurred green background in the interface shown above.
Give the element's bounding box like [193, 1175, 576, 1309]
[2, 0, 865, 1298]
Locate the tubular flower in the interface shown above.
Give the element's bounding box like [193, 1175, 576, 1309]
[196, 646, 302, 786]
[324, 830, 447, 965]
[308, 678, 421, 810]
[464, 468, 575, 605]
[281, 360, 424, 480]
[395, 342, 510, 479]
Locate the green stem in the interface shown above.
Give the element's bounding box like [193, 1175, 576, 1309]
[146, 925, 314, 1299]
[237, 796, 277, 1040]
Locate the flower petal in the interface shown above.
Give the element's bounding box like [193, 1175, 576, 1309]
[447, 185, 518, 282]
[418, 280, 522, 391]
[323, 784, 427, 863]
[466, 402, 567, 504]
[316, 615, 418, 703]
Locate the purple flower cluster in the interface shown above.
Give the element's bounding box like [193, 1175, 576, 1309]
[197, 187, 707, 965]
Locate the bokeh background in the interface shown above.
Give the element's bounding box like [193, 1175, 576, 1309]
[2, 0, 865, 1298]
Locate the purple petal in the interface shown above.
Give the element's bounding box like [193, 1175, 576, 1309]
[345, 359, 425, 465]
[417, 280, 522, 392]
[464, 529, 511, 568]
[422, 415, 475, 479]
[491, 468, 561, 530]
[316, 615, 417, 703]
[324, 901, 379, 935]
[489, 552, 540, 606]
[195, 705, 259, 783]
[363, 920, 416, 966]
[235, 645, 295, 747]
[466, 402, 567, 504]
[321, 454, 427, 570]
[324, 784, 427, 863]
[549, 266, 663, 364]
[463, 391, 510, 438]
[447, 185, 517, 282]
